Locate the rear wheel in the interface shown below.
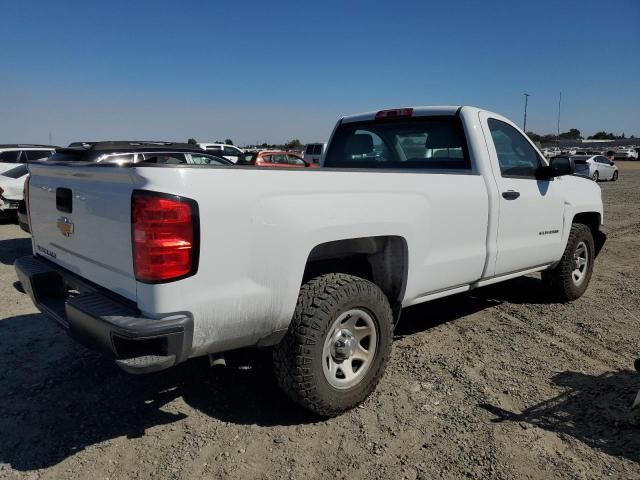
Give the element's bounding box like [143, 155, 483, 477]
[273, 273, 393, 417]
[612, 170, 618, 181]
[542, 223, 595, 301]
[592, 171, 599, 182]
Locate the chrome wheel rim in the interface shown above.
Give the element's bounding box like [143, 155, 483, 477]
[572, 241, 589, 286]
[322, 309, 378, 390]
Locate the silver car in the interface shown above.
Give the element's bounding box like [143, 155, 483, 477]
[572, 155, 618, 182]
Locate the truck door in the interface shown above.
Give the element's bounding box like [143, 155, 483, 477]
[479, 112, 565, 276]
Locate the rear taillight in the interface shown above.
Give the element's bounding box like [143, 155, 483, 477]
[375, 108, 413, 119]
[132, 190, 199, 283]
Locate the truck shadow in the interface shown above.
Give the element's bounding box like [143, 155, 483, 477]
[0, 214, 18, 226]
[0, 237, 31, 265]
[0, 314, 315, 472]
[396, 275, 552, 337]
[0, 275, 582, 472]
[480, 370, 640, 464]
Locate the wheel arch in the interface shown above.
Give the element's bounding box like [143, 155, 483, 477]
[302, 236, 408, 322]
[571, 211, 605, 256]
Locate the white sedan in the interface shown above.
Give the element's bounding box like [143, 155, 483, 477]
[572, 155, 618, 182]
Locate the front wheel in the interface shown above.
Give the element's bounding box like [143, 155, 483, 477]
[273, 273, 393, 417]
[542, 223, 595, 301]
[592, 171, 599, 182]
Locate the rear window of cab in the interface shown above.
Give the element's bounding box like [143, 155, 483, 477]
[324, 116, 470, 170]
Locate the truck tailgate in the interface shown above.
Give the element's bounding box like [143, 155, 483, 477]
[28, 164, 137, 301]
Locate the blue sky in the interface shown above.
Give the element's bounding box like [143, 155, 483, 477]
[1, 0, 638, 145]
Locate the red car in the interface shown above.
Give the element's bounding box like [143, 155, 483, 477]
[237, 151, 318, 168]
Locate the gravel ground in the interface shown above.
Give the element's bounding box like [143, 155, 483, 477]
[1, 164, 639, 480]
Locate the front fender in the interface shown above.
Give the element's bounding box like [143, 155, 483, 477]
[558, 175, 604, 256]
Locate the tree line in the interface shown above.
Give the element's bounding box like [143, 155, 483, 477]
[526, 129, 635, 143]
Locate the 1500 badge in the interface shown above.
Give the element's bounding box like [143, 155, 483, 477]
[539, 229, 559, 236]
[36, 245, 56, 259]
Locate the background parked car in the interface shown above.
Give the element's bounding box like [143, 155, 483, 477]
[237, 151, 317, 168]
[16, 142, 230, 233]
[0, 144, 56, 174]
[198, 143, 244, 163]
[0, 144, 57, 216]
[571, 155, 618, 182]
[613, 147, 638, 160]
[303, 142, 326, 165]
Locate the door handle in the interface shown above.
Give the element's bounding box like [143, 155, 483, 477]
[502, 190, 520, 200]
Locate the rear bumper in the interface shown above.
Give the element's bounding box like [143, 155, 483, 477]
[15, 255, 193, 374]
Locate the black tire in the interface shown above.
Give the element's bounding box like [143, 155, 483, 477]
[612, 170, 618, 181]
[273, 273, 393, 417]
[592, 171, 599, 182]
[542, 223, 595, 301]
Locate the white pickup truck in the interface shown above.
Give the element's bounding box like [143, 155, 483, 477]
[16, 106, 606, 416]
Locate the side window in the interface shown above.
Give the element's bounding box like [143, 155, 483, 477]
[191, 154, 226, 165]
[237, 153, 257, 165]
[313, 144, 323, 155]
[25, 150, 54, 161]
[223, 147, 239, 156]
[287, 155, 305, 166]
[261, 155, 273, 163]
[0, 151, 20, 163]
[138, 153, 186, 165]
[272, 154, 288, 164]
[305, 145, 314, 154]
[488, 119, 542, 178]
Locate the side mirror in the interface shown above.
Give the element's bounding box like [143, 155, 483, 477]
[537, 156, 575, 180]
[550, 156, 575, 176]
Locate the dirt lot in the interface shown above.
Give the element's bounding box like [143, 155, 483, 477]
[1, 163, 639, 480]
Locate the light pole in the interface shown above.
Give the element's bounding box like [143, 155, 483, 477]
[523, 93, 530, 132]
[557, 91, 562, 137]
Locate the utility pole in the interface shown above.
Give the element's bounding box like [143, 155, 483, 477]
[523, 93, 530, 132]
[557, 92, 562, 137]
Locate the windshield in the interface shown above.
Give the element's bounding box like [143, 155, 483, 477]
[324, 116, 469, 170]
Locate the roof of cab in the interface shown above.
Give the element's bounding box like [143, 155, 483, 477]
[340, 106, 464, 124]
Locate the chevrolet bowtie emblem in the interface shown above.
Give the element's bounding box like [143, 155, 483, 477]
[57, 217, 74, 237]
